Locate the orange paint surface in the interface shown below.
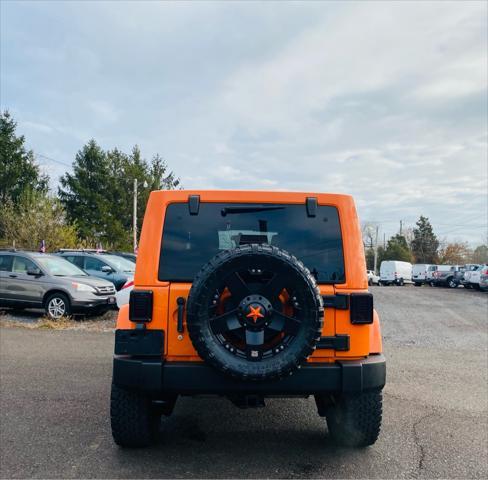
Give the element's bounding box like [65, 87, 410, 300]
[118, 190, 382, 361]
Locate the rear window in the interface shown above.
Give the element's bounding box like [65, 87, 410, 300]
[158, 202, 345, 283]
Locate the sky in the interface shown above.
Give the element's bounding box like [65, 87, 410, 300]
[1, 0, 487, 245]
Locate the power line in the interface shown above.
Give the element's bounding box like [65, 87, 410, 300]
[36, 153, 71, 168]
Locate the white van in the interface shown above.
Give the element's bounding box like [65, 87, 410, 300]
[412, 264, 433, 286]
[380, 260, 413, 286]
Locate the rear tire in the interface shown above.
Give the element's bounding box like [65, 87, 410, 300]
[326, 390, 382, 447]
[414, 282, 421, 287]
[110, 384, 160, 447]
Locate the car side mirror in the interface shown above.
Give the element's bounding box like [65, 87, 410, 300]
[27, 266, 43, 276]
[101, 265, 113, 273]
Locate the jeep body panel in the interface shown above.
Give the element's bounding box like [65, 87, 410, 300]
[116, 190, 382, 362]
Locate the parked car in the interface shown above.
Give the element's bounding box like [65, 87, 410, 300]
[0, 250, 116, 319]
[56, 251, 135, 291]
[115, 278, 134, 308]
[432, 265, 462, 288]
[110, 251, 137, 263]
[110, 190, 385, 448]
[425, 265, 438, 286]
[479, 266, 488, 291]
[460, 264, 479, 288]
[379, 260, 412, 286]
[465, 264, 488, 290]
[412, 264, 434, 286]
[367, 270, 379, 285]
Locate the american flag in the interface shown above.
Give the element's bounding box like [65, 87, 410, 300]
[39, 240, 46, 253]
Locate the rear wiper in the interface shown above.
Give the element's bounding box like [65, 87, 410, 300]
[221, 206, 284, 216]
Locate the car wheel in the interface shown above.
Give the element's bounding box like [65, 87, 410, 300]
[325, 389, 383, 447]
[447, 278, 458, 289]
[368, 278, 373, 286]
[414, 282, 421, 287]
[45, 293, 71, 319]
[398, 279, 404, 286]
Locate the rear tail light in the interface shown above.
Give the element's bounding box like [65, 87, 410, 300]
[129, 290, 153, 323]
[350, 293, 373, 324]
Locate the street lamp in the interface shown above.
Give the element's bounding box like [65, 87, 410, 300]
[133, 179, 148, 253]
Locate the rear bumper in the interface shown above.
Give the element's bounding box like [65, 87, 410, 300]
[112, 354, 386, 395]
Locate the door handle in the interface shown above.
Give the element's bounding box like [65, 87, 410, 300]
[9, 274, 17, 278]
[176, 297, 186, 333]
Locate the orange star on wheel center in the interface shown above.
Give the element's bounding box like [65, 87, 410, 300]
[246, 305, 264, 323]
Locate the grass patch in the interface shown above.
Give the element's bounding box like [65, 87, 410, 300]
[36, 315, 74, 329]
[0, 310, 116, 332]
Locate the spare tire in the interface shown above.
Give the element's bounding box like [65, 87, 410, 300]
[186, 244, 324, 382]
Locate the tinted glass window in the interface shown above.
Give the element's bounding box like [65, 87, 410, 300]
[0, 255, 13, 272]
[36, 256, 87, 276]
[12, 256, 37, 273]
[159, 203, 345, 283]
[100, 255, 135, 272]
[65, 255, 84, 269]
[85, 257, 107, 271]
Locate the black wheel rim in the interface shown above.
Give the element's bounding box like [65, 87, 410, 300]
[207, 264, 306, 362]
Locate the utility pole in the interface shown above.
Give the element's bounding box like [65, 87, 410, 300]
[374, 225, 379, 274]
[133, 178, 138, 252]
[400, 220, 403, 235]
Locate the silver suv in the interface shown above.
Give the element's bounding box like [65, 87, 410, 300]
[0, 250, 116, 319]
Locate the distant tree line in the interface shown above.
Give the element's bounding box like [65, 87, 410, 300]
[363, 215, 488, 271]
[0, 111, 180, 251]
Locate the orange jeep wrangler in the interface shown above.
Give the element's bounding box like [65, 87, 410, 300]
[111, 191, 385, 447]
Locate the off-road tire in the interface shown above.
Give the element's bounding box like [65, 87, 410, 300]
[44, 292, 71, 319]
[186, 244, 323, 382]
[110, 384, 160, 447]
[326, 389, 382, 447]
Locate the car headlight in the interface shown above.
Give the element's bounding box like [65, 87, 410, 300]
[72, 282, 96, 293]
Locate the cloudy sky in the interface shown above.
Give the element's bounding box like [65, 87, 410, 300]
[1, 1, 487, 244]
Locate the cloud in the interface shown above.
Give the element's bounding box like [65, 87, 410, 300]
[1, 0, 486, 244]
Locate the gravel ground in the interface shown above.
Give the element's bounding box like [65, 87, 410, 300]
[0, 285, 487, 479]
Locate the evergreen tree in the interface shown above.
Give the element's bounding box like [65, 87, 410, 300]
[0, 110, 48, 204]
[59, 141, 180, 249]
[58, 140, 115, 243]
[411, 215, 439, 263]
[380, 234, 412, 263]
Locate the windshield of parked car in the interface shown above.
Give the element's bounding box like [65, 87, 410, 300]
[159, 202, 345, 283]
[36, 255, 87, 276]
[101, 255, 135, 273]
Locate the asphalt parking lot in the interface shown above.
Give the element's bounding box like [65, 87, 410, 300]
[1, 286, 487, 479]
